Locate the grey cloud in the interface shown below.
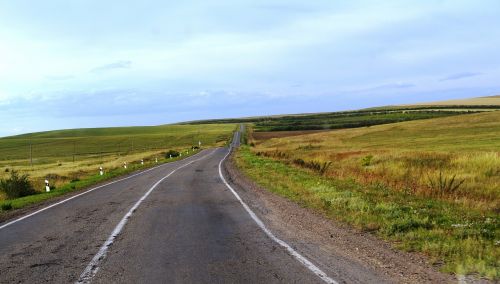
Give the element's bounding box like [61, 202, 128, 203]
[91, 60, 132, 73]
[440, 72, 482, 81]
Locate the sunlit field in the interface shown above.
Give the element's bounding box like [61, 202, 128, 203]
[0, 124, 235, 206]
[236, 111, 499, 278]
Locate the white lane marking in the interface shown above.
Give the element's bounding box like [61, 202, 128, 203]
[218, 146, 338, 284]
[0, 150, 209, 231]
[76, 149, 216, 283]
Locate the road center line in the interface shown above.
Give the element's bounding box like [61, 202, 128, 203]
[76, 149, 216, 284]
[0, 150, 209, 231]
[218, 146, 338, 284]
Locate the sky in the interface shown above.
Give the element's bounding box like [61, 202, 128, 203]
[1, 0, 499, 136]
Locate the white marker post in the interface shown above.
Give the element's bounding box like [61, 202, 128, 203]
[45, 180, 50, 192]
[155, 157, 158, 163]
[123, 162, 127, 169]
[99, 167, 104, 176]
[141, 159, 144, 165]
[199, 141, 201, 147]
[169, 154, 172, 159]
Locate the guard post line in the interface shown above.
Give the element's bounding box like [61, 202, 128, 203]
[45, 180, 50, 192]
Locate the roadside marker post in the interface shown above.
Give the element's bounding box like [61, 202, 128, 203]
[123, 162, 127, 169]
[155, 157, 158, 163]
[45, 180, 50, 192]
[169, 155, 172, 159]
[99, 167, 104, 176]
[141, 159, 144, 165]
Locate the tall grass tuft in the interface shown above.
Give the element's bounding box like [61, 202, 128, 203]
[427, 171, 465, 197]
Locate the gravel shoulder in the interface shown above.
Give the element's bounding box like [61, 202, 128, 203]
[223, 150, 460, 284]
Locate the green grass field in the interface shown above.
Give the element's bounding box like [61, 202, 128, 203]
[1, 124, 233, 162]
[0, 124, 236, 210]
[236, 111, 500, 279]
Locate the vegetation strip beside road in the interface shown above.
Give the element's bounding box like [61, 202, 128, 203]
[0, 149, 204, 221]
[235, 146, 498, 279]
[235, 112, 500, 280]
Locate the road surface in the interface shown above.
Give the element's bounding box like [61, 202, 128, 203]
[0, 130, 336, 283]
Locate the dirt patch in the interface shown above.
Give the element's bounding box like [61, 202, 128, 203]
[223, 151, 470, 284]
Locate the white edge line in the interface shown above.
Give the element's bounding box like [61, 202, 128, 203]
[0, 149, 209, 231]
[218, 144, 338, 284]
[76, 149, 216, 283]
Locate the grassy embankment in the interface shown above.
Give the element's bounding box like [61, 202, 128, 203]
[236, 111, 499, 279]
[0, 124, 235, 212]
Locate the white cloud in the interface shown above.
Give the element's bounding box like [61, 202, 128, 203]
[0, 0, 499, 136]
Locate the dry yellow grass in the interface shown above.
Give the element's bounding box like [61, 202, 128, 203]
[1, 150, 162, 189]
[402, 95, 500, 106]
[251, 111, 500, 210]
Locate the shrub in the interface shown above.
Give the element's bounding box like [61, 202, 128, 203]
[4, 168, 9, 172]
[0, 170, 37, 199]
[1, 202, 12, 211]
[361, 155, 373, 167]
[165, 150, 180, 158]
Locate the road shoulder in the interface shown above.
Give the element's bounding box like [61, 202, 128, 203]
[223, 150, 458, 284]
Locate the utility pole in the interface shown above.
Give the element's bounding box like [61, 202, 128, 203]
[29, 140, 33, 167]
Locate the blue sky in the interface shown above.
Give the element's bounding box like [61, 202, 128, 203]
[1, 0, 499, 136]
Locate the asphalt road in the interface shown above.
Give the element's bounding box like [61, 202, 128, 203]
[0, 130, 332, 283]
